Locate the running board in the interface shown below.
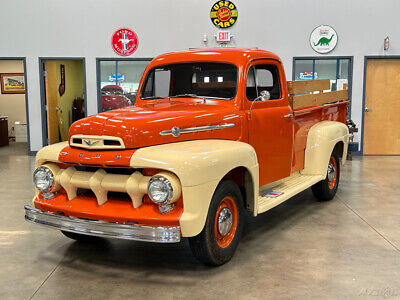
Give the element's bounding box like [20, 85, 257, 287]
[257, 173, 324, 214]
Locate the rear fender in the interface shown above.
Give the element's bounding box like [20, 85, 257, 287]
[301, 121, 349, 177]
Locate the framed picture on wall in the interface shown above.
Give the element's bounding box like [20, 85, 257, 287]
[0, 73, 25, 94]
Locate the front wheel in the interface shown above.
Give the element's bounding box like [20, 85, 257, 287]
[311, 151, 340, 201]
[189, 180, 244, 266]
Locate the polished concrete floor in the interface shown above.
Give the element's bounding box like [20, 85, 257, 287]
[1, 142, 400, 299]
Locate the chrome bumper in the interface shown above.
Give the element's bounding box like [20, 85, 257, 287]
[24, 206, 180, 243]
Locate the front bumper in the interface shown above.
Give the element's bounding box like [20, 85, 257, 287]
[24, 205, 181, 243]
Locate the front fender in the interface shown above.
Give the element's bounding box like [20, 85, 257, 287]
[301, 121, 349, 177]
[131, 139, 259, 237]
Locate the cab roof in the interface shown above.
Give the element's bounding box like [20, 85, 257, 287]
[149, 48, 282, 67]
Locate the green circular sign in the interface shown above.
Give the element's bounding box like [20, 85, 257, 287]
[310, 25, 338, 54]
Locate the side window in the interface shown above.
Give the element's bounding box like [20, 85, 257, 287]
[246, 64, 281, 101]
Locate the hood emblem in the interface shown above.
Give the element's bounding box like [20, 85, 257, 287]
[84, 139, 100, 146]
[160, 123, 236, 137]
[171, 127, 181, 137]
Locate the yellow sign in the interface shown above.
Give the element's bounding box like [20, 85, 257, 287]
[210, 1, 238, 29]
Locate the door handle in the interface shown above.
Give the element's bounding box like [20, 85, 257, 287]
[365, 107, 372, 112]
[283, 113, 293, 118]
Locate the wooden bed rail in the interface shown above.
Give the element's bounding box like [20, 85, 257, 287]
[287, 79, 348, 109]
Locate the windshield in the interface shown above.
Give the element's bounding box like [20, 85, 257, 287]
[140, 62, 237, 100]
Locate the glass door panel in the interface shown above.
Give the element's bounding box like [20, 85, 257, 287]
[314, 59, 337, 91]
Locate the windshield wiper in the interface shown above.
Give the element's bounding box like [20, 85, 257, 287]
[170, 94, 228, 100]
[199, 96, 229, 100]
[141, 96, 165, 100]
[170, 94, 203, 98]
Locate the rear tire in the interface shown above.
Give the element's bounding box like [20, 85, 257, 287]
[311, 151, 340, 201]
[61, 230, 103, 243]
[189, 180, 244, 266]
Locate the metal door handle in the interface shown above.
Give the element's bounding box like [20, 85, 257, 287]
[283, 114, 293, 118]
[365, 107, 372, 112]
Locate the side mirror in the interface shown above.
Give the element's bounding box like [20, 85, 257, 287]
[260, 90, 270, 101]
[248, 90, 271, 120]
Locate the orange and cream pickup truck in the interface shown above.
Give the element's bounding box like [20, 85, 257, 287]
[25, 48, 349, 266]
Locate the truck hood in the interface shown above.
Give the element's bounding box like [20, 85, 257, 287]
[68, 99, 243, 149]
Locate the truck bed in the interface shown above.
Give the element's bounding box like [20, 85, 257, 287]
[287, 79, 348, 173]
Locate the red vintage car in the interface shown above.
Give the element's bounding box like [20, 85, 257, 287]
[101, 85, 131, 110]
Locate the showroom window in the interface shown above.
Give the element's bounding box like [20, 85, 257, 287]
[293, 57, 353, 116]
[97, 58, 152, 112]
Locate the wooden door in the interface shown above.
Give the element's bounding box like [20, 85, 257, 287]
[364, 59, 400, 155]
[44, 61, 60, 144]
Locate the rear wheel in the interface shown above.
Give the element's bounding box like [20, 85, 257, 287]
[311, 151, 340, 201]
[189, 180, 244, 266]
[61, 230, 103, 243]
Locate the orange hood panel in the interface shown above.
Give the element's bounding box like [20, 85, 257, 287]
[68, 99, 244, 149]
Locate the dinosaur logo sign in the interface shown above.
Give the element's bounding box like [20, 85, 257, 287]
[111, 28, 138, 56]
[210, 1, 238, 28]
[310, 25, 337, 54]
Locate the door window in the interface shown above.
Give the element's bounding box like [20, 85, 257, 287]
[246, 65, 281, 101]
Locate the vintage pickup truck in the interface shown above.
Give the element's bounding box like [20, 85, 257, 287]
[25, 48, 348, 266]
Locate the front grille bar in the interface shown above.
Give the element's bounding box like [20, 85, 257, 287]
[50, 164, 150, 208]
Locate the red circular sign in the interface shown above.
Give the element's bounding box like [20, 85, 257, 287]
[111, 28, 138, 56]
[217, 7, 231, 22]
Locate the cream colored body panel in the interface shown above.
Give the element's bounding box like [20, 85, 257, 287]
[257, 173, 324, 214]
[301, 121, 349, 176]
[131, 140, 259, 237]
[35, 141, 67, 167]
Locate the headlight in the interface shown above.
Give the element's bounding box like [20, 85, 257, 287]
[147, 176, 173, 204]
[33, 164, 60, 193]
[33, 166, 55, 192]
[147, 172, 181, 205]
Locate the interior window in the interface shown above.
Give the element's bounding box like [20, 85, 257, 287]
[246, 64, 281, 101]
[154, 69, 171, 97]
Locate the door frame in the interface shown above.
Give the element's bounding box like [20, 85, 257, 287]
[96, 57, 153, 113]
[292, 56, 354, 118]
[0, 57, 31, 154]
[361, 56, 400, 155]
[38, 57, 87, 147]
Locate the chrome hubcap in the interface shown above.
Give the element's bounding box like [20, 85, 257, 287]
[327, 163, 336, 182]
[217, 207, 233, 236]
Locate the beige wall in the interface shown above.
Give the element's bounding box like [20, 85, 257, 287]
[0, 60, 26, 136]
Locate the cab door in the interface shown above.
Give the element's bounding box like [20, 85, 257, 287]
[245, 60, 294, 186]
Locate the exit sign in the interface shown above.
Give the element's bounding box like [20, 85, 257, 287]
[216, 31, 231, 42]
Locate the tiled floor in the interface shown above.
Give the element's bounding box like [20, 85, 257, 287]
[1, 142, 400, 299]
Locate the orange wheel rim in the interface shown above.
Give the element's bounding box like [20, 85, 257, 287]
[327, 156, 337, 189]
[214, 196, 238, 248]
